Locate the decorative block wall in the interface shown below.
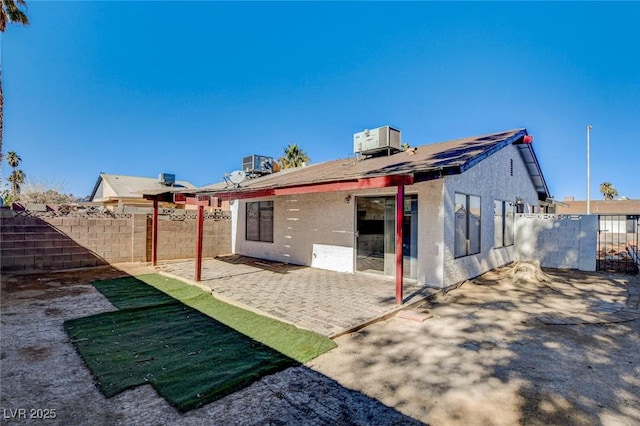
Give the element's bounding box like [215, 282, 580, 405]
[0, 209, 232, 272]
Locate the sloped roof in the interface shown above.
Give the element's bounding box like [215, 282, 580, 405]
[90, 173, 196, 201]
[196, 128, 549, 200]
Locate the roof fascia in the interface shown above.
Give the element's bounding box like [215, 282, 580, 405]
[202, 175, 414, 200]
[89, 173, 105, 201]
[274, 175, 414, 196]
[215, 188, 277, 200]
[459, 129, 528, 174]
[412, 129, 550, 201]
[516, 142, 550, 200]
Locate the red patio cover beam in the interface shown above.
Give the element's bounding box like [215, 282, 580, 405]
[152, 198, 159, 266]
[216, 188, 276, 201]
[195, 204, 204, 282]
[274, 175, 414, 196]
[395, 185, 404, 305]
[201, 175, 414, 200]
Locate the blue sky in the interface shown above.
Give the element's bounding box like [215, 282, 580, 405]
[2, 1, 639, 199]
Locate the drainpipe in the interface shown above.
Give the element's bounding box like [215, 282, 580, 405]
[587, 125, 592, 214]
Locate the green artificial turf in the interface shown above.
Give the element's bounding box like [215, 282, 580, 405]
[93, 274, 336, 363]
[64, 274, 336, 412]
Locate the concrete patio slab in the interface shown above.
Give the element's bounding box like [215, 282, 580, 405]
[155, 255, 438, 337]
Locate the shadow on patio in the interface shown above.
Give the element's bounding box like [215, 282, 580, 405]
[155, 255, 439, 337]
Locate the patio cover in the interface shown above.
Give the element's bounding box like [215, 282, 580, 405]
[141, 128, 549, 304]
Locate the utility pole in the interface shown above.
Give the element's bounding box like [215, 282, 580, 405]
[587, 125, 592, 214]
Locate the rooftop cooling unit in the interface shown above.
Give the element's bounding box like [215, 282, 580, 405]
[353, 125, 401, 156]
[242, 155, 274, 175]
[158, 173, 176, 186]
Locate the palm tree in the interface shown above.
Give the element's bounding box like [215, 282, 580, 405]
[8, 168, 25, 197]
[0, 0, 29, 31]
[0, 0, 30, 165]
[6, 150, 24, 197]
[6, 150, 20, 168]
[277, 143, 310, 169]
[599, 182, 618, 201]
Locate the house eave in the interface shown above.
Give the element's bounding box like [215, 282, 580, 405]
[199, 174, 415, 200]
[515, 141, 550, 201]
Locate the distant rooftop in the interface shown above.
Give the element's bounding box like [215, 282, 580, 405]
[556, 199, 640, 215]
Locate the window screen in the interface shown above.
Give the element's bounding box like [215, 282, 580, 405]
[246, 201, 273, 242]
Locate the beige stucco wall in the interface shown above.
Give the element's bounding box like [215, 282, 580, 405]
[92, 180, 117, 200]
[231, 179, 445, 286]
[232, 192, 356, 270]
[231, 144, 542, 289]
[441, 143, 541, 287]
[413, 180, 446, 287]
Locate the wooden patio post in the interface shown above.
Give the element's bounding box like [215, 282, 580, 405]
[152, 198, 159, 266]
[195, 204, 204, 282]
[396, 185, 404, 304]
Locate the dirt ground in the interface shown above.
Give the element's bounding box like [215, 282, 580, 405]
[311, 265, 640, 426]
[1, 264, 639, 425]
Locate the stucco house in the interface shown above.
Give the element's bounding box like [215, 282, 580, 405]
[198, 127, 550, 289]
[90, 173, 196, 210]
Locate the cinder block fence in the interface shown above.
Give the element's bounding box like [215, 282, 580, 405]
[0, 208, 232, 272]
[1, 208, 600, 274]
[515, 213, 598, 271]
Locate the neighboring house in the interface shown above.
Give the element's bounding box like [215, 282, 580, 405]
[90, 173, 196, 210]
[556, 198, 639, 243]
[556, 197, 640, 215]
[199, 127, 551, 289]
[557, 198, 639, 272]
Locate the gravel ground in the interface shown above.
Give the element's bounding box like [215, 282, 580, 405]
[1, 264, 639, 425]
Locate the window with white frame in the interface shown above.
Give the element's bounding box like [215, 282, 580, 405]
[246, 201, 274, 242]
[455, 193, 481, 257]
[494, 200, 515, 248]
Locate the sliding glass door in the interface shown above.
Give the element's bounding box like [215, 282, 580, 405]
[356, 195, 418, 278]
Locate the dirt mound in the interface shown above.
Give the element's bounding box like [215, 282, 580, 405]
[474, 261, 554, 287]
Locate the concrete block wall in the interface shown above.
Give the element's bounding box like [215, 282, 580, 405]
[0, 215, 111, 271]
[515, 214, 597, 271]
[133, 214, 149, 262]
[47, 216, 135, 264]
[155, 217, 232, 261]
[0, 210, 232, 272]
